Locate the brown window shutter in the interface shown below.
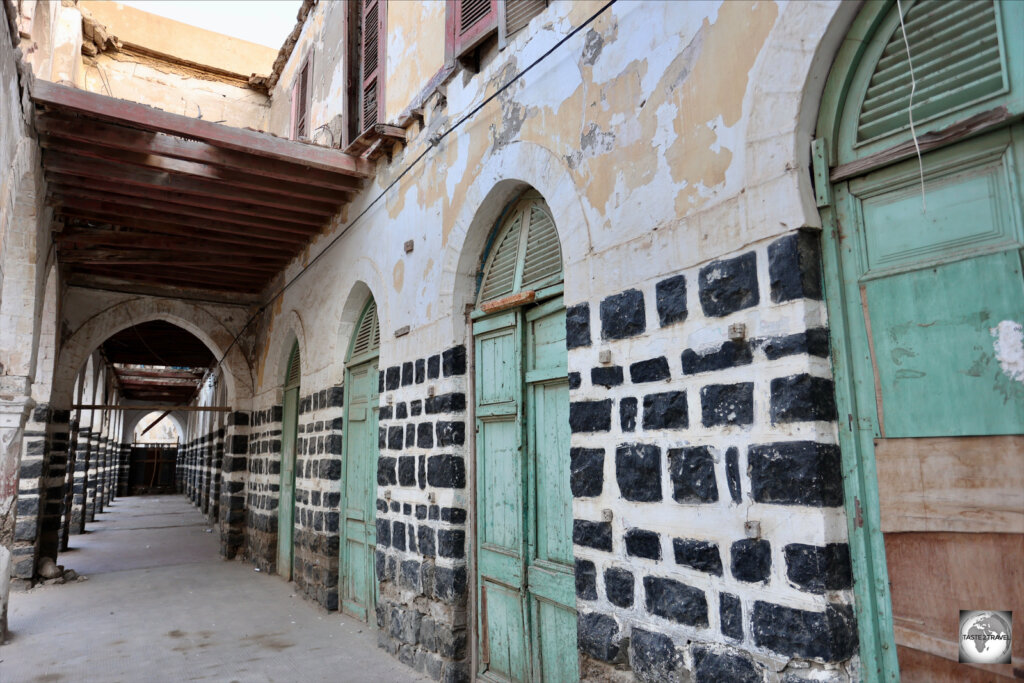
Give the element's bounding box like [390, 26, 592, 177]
[499, 0, 546, 46]
[360, 0, 386, 133]
[295, 60, 310, 139]
[448, 0, 498, 61]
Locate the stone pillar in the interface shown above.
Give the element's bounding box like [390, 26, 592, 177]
[0, 393, 35, 642]
[60, 416, 79, 551]
[219, 412, 249, 559]
[10, 404, 48, 587]
[71, 424, 90, 535]
[39, 409, 70, 563]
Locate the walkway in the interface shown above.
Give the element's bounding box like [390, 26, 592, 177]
[1, 495, 426, 683]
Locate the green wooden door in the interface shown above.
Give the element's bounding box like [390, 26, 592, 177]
[278, 383, 299, 580]
[341, 298, 381, 622]
[341, 359, 379, 620]
[474, 297, 577, 683]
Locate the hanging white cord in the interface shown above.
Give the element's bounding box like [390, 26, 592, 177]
[897, 0, 927, 212]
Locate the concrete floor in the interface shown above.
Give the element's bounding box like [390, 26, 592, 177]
[2, 495, 428, 683]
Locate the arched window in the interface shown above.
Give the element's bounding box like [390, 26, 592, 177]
[285, 341, 301, 389]
[347, 297, 380, 365]
[477, 192, 563, 307]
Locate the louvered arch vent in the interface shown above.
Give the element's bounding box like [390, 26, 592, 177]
[285, 342, 301, 389]
[349, 297, 381, 362]
[478, 193, 562, 306]
[856, 0, 1006, 144]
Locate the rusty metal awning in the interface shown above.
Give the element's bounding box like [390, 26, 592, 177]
[31, 80, 374, 301]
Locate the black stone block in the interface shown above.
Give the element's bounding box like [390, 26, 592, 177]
[698, 252, 759, 317]
[426, 454, 466, 488]
[681, 340, 752, 375]
[427, 355, 441, 379]
[748, 441, 843, 506]
[378, 371, 385, 393]
[600, 289, 646, 340]
[396, 402, 408, 420]
[604, 567, 634, 608]
[643, 576, 708, 626]
[378, 457, 397, 486]
[751, 601, 858, 662]
[668, 446, 718, 503]
[615, 443, 662, 502]
[693, 646, 762, 683]
[434, 566, 467, 604]
[418, 526, 436, 558]
[440, 507, 467, 524]
[378, 427, 386, 449]
[425, 392, 466, 415]
[386, 366, 401, 390]
[629, 356, 670, 384]
[625, 529, 661, 560]
[442, 345, 466, 376]
[418, 455, 426, 489]
[784, 543, 852, 593]
[388, 426, 403, 450]
[573, 519, 613, 551]
[701, 382, 754, 427]
[415, 359, 426, 384]
[417, 422, 433, 449]
[575, 559, 598, 600]
[768, 230, 823, 303]
[578, 612, 621, 662]
[566, 303, 592, 349]
[591, 365, 624, 387]
[392, 521, 407, 551]
[570, 447, 603, 498]
[410, 400, 422, 416]
[379, 405, 393, 420]
[570, 400, 612, 433]
[725, 446, 742, 503]
[437, 529, 465, 558]
[321, 457, 341, 480]
[435, 421, 465, 447]
[630, 628, 683, 683]
[731, 539, 771, 583]
[770, 374, 836, 423]
[642, 391, 688, 430]
[398, 456, 417, 486]
[568, 372, 581, 390]
[619, 397, 637, 432]
[720, 592, 743, 640]
[672, 538, 722, 575]
[762, 328, 830, 360]
[405, 423, 416, 448]
[655, 274, 687, 326]
[377, 519, 391, 547]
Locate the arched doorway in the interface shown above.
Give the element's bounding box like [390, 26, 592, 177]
[278, 341, 301, 580]
[472, 190, 577, 681]
[340, 296, 380, 621]
[817, 1, 1024, 679]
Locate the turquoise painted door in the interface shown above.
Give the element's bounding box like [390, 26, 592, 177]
[278, 383, 299, 580]
[474, 297, 577, 683]
[341, 359, 379, 621]
[829, 126, 1024, 677]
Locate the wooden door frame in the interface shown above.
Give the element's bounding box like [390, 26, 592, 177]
[815, 2, 1024, 679]
[279, 383, 299, 581]
[339, 298, 380, 622]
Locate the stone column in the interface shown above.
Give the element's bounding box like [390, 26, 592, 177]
[0, 393, 35, 642]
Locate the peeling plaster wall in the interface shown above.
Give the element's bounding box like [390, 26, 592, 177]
[384, 0, 444, 123]
[238, 1, 860, 681]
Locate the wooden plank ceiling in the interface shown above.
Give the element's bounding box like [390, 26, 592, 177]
[31, 80, 374, 301]
[102, 321, 214, 402]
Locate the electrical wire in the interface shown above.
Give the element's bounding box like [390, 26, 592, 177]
[205, 0, 618, 390]
[896, 0, 927, 212]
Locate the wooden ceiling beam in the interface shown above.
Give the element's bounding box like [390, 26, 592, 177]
[51, 184, 321, 235]
[78, 262, 266, 284]
[41, 138, 354, 206]
[49, 173, 325, 227]
[57, 227, 291, 258]
[36, 114, 364, 192]
[43, 154, 337, 218]
[67, 274, 262, 305]
[73, 264, 264, 292]
[61, 250, 284, 271]
[31, 80, 375, 177]
[57, 200, 310, 245]
[114, 369, 206, 380]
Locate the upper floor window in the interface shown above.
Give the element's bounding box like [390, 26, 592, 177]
[292, 57, 312, 140]
[447, 0, 547, 66]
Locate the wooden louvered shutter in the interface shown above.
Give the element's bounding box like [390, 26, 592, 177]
[498, 0, 546, 47]
[293, 59, 310, 140]
[286, 343, 301, 389]
[478, 194, 562, 307]
[360, 0, 385, 134]
[349, 298, 380, 363]
[857, 0, 1007, 145]
[447, 0, 498, 62]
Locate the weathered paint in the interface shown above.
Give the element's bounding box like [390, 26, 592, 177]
[385, 0, 445, 123]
